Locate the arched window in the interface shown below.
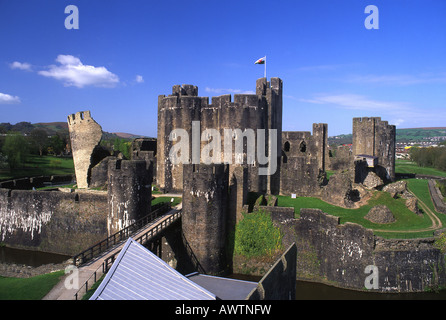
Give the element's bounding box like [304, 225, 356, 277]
[300, 141, 307, 153]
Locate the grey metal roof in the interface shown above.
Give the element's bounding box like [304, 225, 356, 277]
[187, 273, 258, 300]
[89, 238, 216, 300]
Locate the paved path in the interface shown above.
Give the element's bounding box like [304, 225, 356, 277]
[43, 208, 181, 300]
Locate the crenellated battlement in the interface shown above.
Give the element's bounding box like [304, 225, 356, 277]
[67, 111, 93, 126]
[157, 77, 283, 193]
[353, 116, 382, 123]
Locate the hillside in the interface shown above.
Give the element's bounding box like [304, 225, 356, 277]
[0, 122, 149, 140]
[329, 127, 446, 145]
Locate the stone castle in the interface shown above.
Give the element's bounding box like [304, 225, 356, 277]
[7, 77, 439, 294]
[156, 78, 395, 199]
[63, 78, 398, 276]
[157, 78, 283, 195]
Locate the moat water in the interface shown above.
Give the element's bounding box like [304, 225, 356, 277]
[1, 247, 445, 299]
[0, 246, 70, 267]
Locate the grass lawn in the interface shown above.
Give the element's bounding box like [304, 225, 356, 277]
[0, 270, 64, 300]
[0, 155, 74, 181]
[395, 159, 446, 177]
[151, 196, 182, 207]
[277, 178, 444, 239]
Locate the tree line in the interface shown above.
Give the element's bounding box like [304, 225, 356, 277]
[0, 128, 133, 171]
[0, 129, 69, 170]
[409, 145, 446, 172]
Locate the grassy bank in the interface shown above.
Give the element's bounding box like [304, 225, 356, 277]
[0, 155, 74, 181]
[277, 178, 444, 239]
[0, 270, 64, 300]
[396, 159, 446, 177]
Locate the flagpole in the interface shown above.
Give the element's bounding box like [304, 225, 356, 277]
[264, 56, 267, 79]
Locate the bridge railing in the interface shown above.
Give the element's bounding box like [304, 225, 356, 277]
[103, 210, 182, 273]
[72, 202, 171, 266]
[74, 209, 182, 300]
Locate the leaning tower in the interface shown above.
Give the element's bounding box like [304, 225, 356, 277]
[67, 111, 103, 189]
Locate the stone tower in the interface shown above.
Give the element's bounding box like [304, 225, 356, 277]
[107, 159, 152, 235]
[67, 111, 103, 189]
[352, 117, 396, 181]
[280, 123, 328, 196]
[182, 163, 229, 276]
[157, 77, 282, 195]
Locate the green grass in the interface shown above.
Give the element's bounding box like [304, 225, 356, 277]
[277, 178, 444, 239]
[407, 179, 446, 226]
[0, 155, 74, 181]
[396, 159, 446, 177]
[151, 196, 182, 207]
[0, 270, 64, 300]
[234, 209, 283, 258]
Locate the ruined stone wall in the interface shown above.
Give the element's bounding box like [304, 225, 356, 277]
[246, 243, 297, 300]
[280, 124, 328, 196]
[182, 164, 229, 276]
[157, 78, 282, 195]
[107, 159, 152, 235]
[67, 111, 104, 189]
[0, 188, 108, 256]
[352, 117, 396, 182]
[428, 179, 446, 214]
[273, 208, 446, 292]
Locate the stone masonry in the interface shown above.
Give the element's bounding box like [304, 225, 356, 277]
[67, 111, 103, 189]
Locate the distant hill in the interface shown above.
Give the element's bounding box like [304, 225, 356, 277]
[396, 127, 446, 142]
[0, 121, 149, 140]
[112, 132, 147, 139]
[328, 127, 446, 145]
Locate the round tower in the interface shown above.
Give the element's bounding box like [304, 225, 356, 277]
[157, 85, 203, 192]
[107, 159, 152, 235]
[182, 163, 229, 275]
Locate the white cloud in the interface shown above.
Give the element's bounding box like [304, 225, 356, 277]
[10, 61, 32, 71]
[346, 73, 446, 86]
[300, 93, 446, 128]
[38, 55, 119, 88]
[205, 87, 255, 95]
[0, 93, 21, 104]
[135, 75, 144, 83]
[300, 94, 409, 111]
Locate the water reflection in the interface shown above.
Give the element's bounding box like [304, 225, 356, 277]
[232, 274, 446, 300]
[295, 280, 446, 300]
[0, 246, 70, 267]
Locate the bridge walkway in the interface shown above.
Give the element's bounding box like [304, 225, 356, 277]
[43, 205, 182, 300]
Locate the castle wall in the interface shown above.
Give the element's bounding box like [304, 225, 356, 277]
[272, 208, 446, 292]
[280, 124, 328, 196]
[157, 78, 283, 195]
[0, 187, 108, 256]
[352, 117, 396, 182]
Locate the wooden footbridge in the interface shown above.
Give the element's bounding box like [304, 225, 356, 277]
[43, 202, 182, 300]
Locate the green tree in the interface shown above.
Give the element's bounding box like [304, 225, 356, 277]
[49, 134, 65, 155]
[2, 132, 29, 169]
[29, 128, 49, 156]
[113, 138, 131, 159]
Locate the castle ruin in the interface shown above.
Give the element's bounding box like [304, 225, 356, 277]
[352, 117, 396, 183]
[157, 78, 283, 195]
[67, 111, 105, 189]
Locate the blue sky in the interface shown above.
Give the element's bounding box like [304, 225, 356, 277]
[1, 0, 445, 137]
